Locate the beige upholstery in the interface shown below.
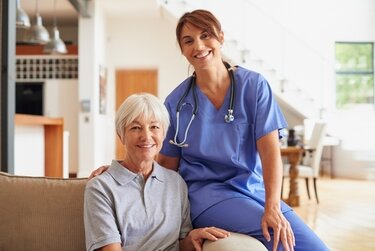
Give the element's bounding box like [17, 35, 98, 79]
[0, 172, 267, 251]
[204, 232, 267, 251]
[0, 171, 87, 251]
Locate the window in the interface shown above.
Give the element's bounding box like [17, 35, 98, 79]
[335, 42, 374, 109]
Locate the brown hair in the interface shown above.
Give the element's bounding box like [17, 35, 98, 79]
[176, 9, 222, 51]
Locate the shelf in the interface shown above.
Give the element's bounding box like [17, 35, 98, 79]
[16, 44, 78, 55]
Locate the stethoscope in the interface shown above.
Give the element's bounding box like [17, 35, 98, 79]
[169, 62, 237, 147]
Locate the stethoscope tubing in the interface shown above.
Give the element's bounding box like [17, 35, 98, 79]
[224, 62, 236, 123]
[170, 62, 236, 147]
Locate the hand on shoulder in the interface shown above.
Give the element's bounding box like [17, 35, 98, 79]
[88, 165, 110, 180]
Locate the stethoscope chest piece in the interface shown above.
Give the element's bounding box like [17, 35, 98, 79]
[225, 109, 234, 123]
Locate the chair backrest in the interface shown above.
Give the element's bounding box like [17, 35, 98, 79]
[307, 121, 327, 177]
[303, 118, 314, 145]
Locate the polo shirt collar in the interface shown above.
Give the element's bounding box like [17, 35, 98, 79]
[108, 160, 165, 186]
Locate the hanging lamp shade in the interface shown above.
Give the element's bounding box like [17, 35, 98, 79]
[44, 27, 67, 54]
[44, 0, 67, 54]
[27, 14, 50, 44]
[16, 0, 31, 28]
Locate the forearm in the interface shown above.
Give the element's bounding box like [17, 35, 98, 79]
[257, 130, 283, 209]
[263, 156, 283, 209]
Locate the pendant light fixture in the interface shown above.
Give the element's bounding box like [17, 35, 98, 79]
[27, 0, 50, 44]
[44, 0, 67, 54]
[16, 0, 31, 28]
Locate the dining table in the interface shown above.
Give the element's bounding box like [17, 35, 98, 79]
[280, 146, 304, 207]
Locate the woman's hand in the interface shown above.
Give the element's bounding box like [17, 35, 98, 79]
[180, 227, 230, 251]
[262, 205, 295, 251]
[88, 165, 109, 180]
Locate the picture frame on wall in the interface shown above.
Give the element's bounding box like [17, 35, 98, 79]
[99, 65, 107, 115]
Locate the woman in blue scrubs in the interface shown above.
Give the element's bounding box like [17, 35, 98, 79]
[157, 9, 329, 251]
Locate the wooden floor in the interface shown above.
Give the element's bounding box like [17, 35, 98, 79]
[283, 177, 375, 251]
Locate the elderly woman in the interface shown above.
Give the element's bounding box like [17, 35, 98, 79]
[84, 93, 229, 251]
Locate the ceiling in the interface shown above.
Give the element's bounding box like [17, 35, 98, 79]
[19, 0, 163, 26]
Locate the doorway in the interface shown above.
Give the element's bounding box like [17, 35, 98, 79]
[115, 69, 158, 159]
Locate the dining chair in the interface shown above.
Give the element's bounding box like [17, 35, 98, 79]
[282, 121, 327, 203]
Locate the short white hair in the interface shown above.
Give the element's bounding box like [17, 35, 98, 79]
[115, 93, 170, 142]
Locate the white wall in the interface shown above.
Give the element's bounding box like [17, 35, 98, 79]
[77, 0, 112, 177]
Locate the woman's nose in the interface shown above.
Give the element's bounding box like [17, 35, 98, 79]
[194, 39, 204, 50]
[140, 128, 151, 139]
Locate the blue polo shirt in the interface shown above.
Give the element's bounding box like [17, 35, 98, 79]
[84, 160, 192, 251]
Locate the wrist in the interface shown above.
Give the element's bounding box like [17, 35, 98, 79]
[264, 200, 280, 212]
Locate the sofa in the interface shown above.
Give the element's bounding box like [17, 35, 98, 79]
[0, 171, 267, 251]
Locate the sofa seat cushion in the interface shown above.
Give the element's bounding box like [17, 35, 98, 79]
[0, 172, 87, 251]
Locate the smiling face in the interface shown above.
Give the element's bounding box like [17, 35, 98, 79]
[122, 116, 164, 165]
[115, 93, 170, 175]
[179, 23, 224, 71]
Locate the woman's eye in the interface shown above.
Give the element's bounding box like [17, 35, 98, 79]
[151, 125, 160, 130]
[130, 126, 141, 130]
[183, 39, 193, 45]
[201, 32, 210, 39]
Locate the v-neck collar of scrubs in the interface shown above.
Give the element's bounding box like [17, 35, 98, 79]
[194, 79, 232, 122]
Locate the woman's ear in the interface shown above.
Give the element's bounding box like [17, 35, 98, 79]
[118, 132, 125, 145]
[219, 31, 224, 45]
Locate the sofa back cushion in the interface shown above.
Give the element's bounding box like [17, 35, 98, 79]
[0, 172, 87, 251]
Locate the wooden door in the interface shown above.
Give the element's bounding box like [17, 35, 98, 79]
[115, 69, 158, 159]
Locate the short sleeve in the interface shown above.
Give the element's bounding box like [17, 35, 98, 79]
[84, 181, 121, 251]
[255, 76, 288, 140]
[178, 177, 193, 240]
[160, 100, 182, 158]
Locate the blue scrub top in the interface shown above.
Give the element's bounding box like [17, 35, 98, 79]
[160, 66, 290, 221]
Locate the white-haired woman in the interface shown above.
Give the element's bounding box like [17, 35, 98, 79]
[84, 93, 229, 251]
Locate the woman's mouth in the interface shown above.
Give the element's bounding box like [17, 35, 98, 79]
[194, 50, 211, 59]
